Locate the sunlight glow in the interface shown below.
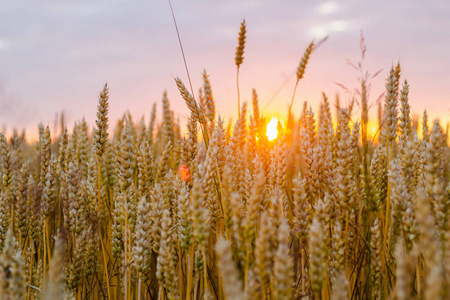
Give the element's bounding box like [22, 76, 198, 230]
[266, 117, 279, 141]
[368, 122, 379, 140]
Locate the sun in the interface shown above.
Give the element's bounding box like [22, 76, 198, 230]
[266, 117, 279, 141]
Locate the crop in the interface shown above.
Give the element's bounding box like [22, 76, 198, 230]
[0, 21, 449, 300]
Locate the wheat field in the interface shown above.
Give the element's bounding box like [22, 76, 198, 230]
[0, 21, 449, 300]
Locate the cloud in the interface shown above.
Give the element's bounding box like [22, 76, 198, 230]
[0, 39, 10, 50]
[0, 80, 38, 130]
[319, 1, 338, 15]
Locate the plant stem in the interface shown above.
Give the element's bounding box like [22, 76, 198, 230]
[100, 234, 112, 300]
[237, 67, 241, 119]
[288, 79, 300, 127]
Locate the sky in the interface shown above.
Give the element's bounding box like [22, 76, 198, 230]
[0, 0, 449, 139]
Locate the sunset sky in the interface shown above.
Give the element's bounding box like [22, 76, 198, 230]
[1, 0, 449, 139]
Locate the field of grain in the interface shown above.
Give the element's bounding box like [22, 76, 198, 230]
[0, 20, 449, 300]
